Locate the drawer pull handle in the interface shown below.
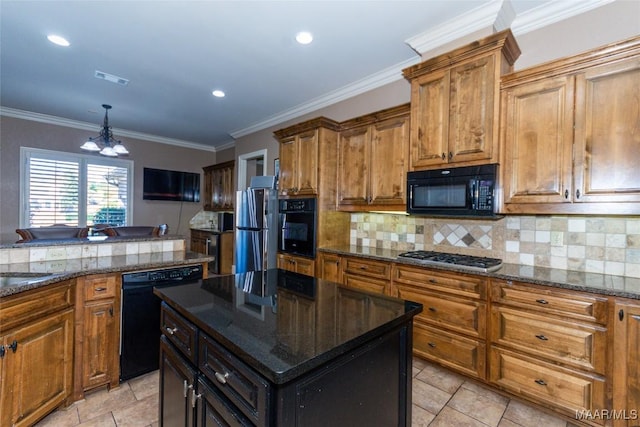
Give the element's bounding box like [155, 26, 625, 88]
[428, 342, 436, 348]
[632, 315, 640, 322]
[428, 307, 437, 312]
[428, 279, 437, 283]
[165, 327, 178, 335]
[94, 287, 107, 292]
[191, 389, 202, 408]
[359, 266, 367, 270]
[535, 334, 548, 341]
[534, 379, 547, 386]
[535, 299, 548, 305]
[215, 371, 230, 384]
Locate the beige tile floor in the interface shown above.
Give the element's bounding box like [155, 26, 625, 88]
[37, 357, 581, 427]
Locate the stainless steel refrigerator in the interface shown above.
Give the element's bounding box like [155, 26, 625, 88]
[235, 176, 278, 273]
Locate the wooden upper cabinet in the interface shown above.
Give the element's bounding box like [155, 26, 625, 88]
[500, 35, 640, 214]
[337, 104, 410, 211]
[501, 75, 575, 207]
[403, 29, 520, 170]
[274, 118, 340, 198]
[203, 161, 235, 211]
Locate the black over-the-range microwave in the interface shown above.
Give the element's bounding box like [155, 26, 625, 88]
[406, 164, 498, 217]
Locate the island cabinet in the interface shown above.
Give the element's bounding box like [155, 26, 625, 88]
[500, 35, 640, 215]
[274, 117, 341, 198]
[337, 104, 410, 211]
[392, 264, 488, 380]
[402, 29, 520, 170]
[73, 273, 121, 400]
[341, 255, 392, 295]
[612, 299, 640, 427]
[0, 280, 75, 427]
[156, 271, 421, 427]
[489, 279, 609, 425]
[277, 253, 315, 277]
[203, 160, 235, 211]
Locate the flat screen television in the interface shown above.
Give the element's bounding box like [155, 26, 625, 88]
[143, 167, 200, 202]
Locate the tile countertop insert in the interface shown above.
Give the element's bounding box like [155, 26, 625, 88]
[319, 245, 640, 300]
[154, 269, 423, 384]
[0, 251, 214, 298]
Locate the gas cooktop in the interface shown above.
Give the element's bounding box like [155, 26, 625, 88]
[397, 251, 503, 273]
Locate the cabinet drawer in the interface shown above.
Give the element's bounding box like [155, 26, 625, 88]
[197, 376, 252, 427]
[199, 333, 270, 427]
[161, 303, 198, 364]
[84, 274, 118, 300]
[343, 273, 390, 295]
[490, 306, 607, 373]
[395, 285, 485, 338]
[342, 257, 390, 280]
[414, 323, 486, 380]
[489, 347, 606, 423]
[393, 264, 487, 300]
[0, 280, 74, 333]
[491, 279, 608, 324]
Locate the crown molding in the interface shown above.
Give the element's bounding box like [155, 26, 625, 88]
[0, 106, 220, 152]
[511, 0, 616, 35]
[230, 56, 420, 139]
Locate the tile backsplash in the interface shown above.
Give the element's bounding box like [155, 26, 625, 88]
[350, 213, 640, 278]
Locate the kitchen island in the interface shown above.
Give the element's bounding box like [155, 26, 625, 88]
[154, 269, 422, 426]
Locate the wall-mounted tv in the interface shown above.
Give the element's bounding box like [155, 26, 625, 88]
[143, 167, 200, 202]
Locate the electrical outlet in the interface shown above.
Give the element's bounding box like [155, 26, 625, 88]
[551, 231, 564, 246]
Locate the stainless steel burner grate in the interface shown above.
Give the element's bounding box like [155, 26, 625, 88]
[397, 251, 503, 272]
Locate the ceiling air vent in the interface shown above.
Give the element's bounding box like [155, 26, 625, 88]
[95, 70, 129, 86]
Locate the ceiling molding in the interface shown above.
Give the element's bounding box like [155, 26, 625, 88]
[511, 0, 616, 35]
[0, 106, 219, 152]
[230, 56, 420, 139]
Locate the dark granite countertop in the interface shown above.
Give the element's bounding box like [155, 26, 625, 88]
[154, 269, 423, 384]
[319, 245, 640, 300]
[0, 251, 214, 298]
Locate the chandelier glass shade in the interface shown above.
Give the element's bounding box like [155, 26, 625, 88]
[81, 104, 129, 157]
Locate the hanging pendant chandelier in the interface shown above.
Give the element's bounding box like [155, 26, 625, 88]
[80, 104, 129, 157]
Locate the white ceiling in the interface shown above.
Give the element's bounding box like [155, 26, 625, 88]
[0, 0, 608, 151]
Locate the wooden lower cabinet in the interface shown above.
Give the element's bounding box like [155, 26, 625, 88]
[612, 300, 640, 427]
[74, 273, 121, 400]
[316, 252, 342, 283]
[0, 281, 75, 427]
[489, 347, 607, 423]
[277, 253, 315, 276]
[342, 256, 391, 295]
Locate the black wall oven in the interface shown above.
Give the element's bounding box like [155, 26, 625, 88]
[407, 164, 498, 217]
[278, 198, 317, 258]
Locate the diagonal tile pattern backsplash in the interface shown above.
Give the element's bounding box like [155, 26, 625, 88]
[350, 213, 640, 278]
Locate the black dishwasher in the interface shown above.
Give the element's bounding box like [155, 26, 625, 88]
[120, 265, 203, 381]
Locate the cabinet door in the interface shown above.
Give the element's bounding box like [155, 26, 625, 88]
[501, 75, 575, 208]
[278, 136, 297, 196]
[203, 168, 213, 210]
[370, 115, 408, 207]
[317, 252, 342, 283]
[409, 69, 450, 169]
[613, 301, 640, 427]
[337, 125, 370, 207]
[448, 54, 497, 164]
[83, 300, 117, 389]
[296, 130, 319, 195]
[159, 336, 196, 427]
[0, 309, 73, 427]
[574, 57, 640, 204]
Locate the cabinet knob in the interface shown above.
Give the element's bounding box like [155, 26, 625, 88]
[165, 327, 178, 335]
[214, 371, 230, 384]
[534, 379, 548, 386]
[8, 340, 18, 353]
[428, 307, 437, 313]
[576, 189, 581, 199]
[441, 152, 446, 160]
[535, 334, 549, 341]
[427, 342, 436, 348]
[448, 151, 453, 160]
[0, 346, 5, 358]
[94, 287, 107, 292]
[535, 299, 548, 305]
[564, 189, 569, 199]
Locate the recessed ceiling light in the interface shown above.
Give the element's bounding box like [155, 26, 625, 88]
[295, 31, 313, 45]
[212, 90, 225, 98]
[47, 34, 70, 47]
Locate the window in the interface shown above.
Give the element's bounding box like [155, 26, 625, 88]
[21, 148, 133, 227]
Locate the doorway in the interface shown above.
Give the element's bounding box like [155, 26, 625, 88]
[237, 149, 267, 190]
